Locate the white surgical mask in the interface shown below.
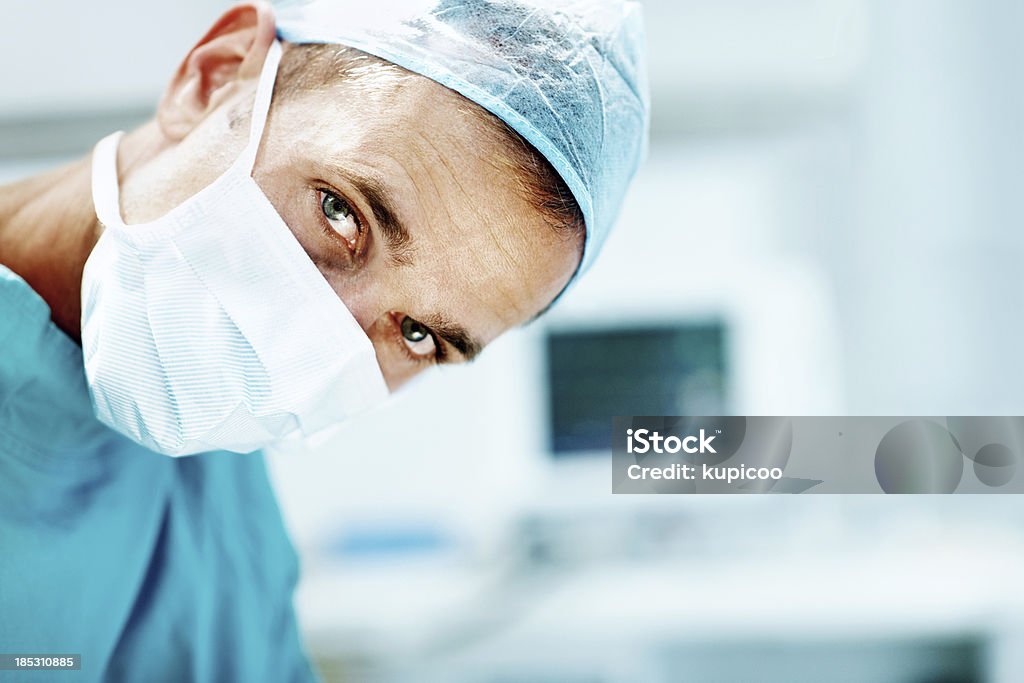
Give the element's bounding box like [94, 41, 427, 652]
[82, 40, 389, 457]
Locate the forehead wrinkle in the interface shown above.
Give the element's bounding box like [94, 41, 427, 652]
[452, 213, 536, 332]
[416, 129, 539, 325]
[415, 130, 476, 219]
[489, 213, 536, 322]
[416, 128, 525, 271]
[402, 134, 455, 231]
[406, 129, 504, 287]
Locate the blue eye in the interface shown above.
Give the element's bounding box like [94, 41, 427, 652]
[321, 191, 350, 220]
[399, 315, 437, 358]
[401, 316, 427, 342]
[319, 190, 360, 249]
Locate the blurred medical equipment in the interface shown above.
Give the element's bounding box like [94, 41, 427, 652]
[544, 323, 727, 455]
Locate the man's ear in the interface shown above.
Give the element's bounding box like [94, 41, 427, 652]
[157, 1, 277, 142]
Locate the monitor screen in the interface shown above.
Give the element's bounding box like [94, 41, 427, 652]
[545, 323, 729, 456]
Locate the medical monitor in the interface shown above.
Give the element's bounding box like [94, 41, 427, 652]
[544, 323, 729, 457]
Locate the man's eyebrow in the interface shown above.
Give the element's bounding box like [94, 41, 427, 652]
[421, 314, 484, 363]
[340, 169, 415, 266]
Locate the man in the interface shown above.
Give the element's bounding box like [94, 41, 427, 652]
[0, 0, 647, 680]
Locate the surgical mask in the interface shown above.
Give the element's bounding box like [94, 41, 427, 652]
[82, 40, 389, 457]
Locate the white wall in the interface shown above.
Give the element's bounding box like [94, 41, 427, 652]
[0, 0, 218, 117]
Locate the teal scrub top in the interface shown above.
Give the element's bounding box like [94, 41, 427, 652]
[0, 265, 320, 683]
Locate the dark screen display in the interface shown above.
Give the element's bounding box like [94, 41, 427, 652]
[545, 323, 728, 455]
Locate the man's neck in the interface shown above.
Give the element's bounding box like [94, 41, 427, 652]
[0, 155, 100, 342]
[0, 124, 160, 343]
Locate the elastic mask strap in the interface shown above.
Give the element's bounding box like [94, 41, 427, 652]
[91, 41, 282, 229]
[236, 39, 283, 173]
[91, 131, 127, 229]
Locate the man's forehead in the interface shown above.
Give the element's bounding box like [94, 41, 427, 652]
[366, 153, 549, 324]
[291, 78, 577, 336]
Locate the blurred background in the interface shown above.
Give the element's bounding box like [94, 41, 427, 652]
[4, 1, 1024, 681]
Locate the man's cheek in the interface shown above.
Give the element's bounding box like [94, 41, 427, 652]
[368, 316, 439, 390]
[368, 337, 415, 392]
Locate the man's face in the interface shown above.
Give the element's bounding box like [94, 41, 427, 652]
[123, 53, 583, 390]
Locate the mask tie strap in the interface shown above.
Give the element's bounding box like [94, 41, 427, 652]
[236, 39, 283, 174]
[91, 131, 127, 230]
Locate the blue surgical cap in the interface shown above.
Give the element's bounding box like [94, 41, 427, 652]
[275, 0, 650, 279]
